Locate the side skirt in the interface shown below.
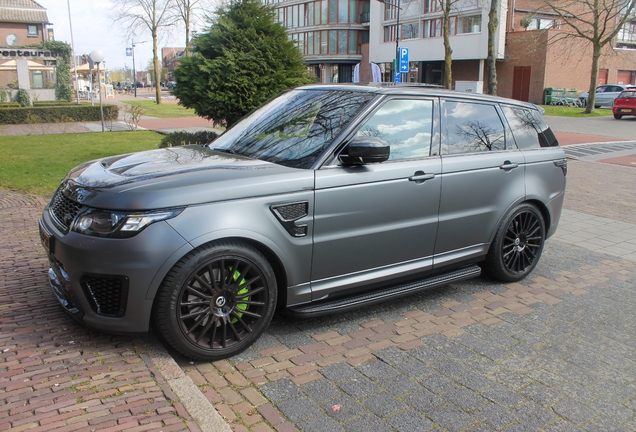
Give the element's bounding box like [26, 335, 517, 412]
[285, 265, 481, 318]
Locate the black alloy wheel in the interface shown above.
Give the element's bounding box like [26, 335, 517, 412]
[484, 203, 545, 282]
[154, 240, 277, 361]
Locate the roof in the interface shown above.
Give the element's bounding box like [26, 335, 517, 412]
[0, 0, 49, 24]
[299, 83, 539, 109]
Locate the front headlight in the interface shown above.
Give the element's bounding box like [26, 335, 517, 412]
[71, 208, 184, 238]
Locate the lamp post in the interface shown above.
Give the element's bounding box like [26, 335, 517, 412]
[66, 0, 80, 104]
[131, 40, 147, 97]
[89, 49, 105, 132]
[377, 0, 402, 82]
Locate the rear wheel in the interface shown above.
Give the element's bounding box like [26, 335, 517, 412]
[154, 240, 277, 361]
[483, 203, 545, 282]
[614, 114, 623, 120]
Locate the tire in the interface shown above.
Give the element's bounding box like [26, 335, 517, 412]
[483, 203, 545, 282]
[614, 114, 623, 120]
[153, 240, 277, 361]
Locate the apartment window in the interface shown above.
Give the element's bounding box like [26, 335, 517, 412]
[385, 2, 398, 20]
[423, 19, 442, 38]
[423, 0, 441, 14]
[617, 21, 636, 49]
[402, 22, 419, 40]
[384, 24, 397, 42]
[27, 25, 39, 37]
[525, 17, 558, 30]
[457, 15, 481, 34]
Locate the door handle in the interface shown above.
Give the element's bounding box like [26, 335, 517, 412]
[409, 171, 435, 183]
[499, 161, 519, 171]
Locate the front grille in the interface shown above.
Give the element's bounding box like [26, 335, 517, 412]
[49, 190, 83, 231]
[80, 275, 129, 317]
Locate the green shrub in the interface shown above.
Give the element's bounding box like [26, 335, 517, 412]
[159, 130, 219, 148]
[0, 88, 9, 102]
[0, 105, 119, 124]
[33, 101, 88, 106]
[0, 102, 20, 108]
[16, 89, 31, 107]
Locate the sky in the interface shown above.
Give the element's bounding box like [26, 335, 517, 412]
[41, 0, 192, 71]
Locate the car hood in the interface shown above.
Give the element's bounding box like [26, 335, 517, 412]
[59, 145, 314, 210]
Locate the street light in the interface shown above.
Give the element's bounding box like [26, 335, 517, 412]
[377, 0, 402, 82]
[89, 49, 105, 132]
[131, 40, 147, 97]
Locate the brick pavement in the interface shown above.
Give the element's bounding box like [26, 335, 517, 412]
[167, 159, 636, 431]
[0, 192, 204, 431]
[2, 128, 636, 430]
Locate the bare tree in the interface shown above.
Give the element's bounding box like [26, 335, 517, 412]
[174, 0, 209, 57]
[113, 0, 176, 104]
[539, 0, 636, 113]
[438, 0, 462, 89]
[486, 0, 498, 95]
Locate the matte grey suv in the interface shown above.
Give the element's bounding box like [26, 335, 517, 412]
[39, 84, 567, 360]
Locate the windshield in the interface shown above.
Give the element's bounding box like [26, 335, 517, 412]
[211, 89, 376, 169]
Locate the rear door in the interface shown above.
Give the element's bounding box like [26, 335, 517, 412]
[434, 99, 526, 269]
[312, 97, 441, 300]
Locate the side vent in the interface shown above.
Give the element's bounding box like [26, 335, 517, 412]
[271, 202, 309, 237]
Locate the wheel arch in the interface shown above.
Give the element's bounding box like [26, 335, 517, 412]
[524, 198, 551, 234]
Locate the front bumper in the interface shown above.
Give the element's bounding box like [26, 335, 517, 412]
[39, 209, 191, 333]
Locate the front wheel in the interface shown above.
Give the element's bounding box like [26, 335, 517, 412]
[614, 114, 623, 120]
[153, 240, 277, 361]
[483, 203, 545, 282]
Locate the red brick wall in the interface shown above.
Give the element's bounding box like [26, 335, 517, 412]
[0, 23, 45, 46]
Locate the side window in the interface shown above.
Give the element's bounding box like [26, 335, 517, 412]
[502, 106, 541, 150]
[355, 99, 433, 160]
[443, 101, 505, 155]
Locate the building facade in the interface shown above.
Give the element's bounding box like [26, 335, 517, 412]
[0, 0, 55, 97]
[271, 0, 636, 104]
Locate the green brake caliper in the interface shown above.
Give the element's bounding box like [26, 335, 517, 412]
[231, 268, 248, 323]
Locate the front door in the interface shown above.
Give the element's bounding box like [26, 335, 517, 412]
[311, 97, 441, 300]
[512, 67, 531, 102]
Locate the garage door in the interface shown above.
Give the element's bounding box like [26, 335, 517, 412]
[617, 70, 634, 85]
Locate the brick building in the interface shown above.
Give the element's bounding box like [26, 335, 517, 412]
[0, 0, 56, 98]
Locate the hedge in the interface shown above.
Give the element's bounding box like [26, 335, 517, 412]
[0, 105, 119, 125]
[159, 130, 219, 148]
[33, 101, 90, 106]
[0, 102, 20, 108]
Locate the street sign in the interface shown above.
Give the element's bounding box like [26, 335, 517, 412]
[126, 47, 133, 56]
[399, 47, 409, 73]
[394, 70, 401, 83]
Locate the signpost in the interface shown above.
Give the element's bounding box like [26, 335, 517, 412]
[399, 47, 409, 73]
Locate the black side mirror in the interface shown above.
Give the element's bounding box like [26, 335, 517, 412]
[340, 136, 390, 165]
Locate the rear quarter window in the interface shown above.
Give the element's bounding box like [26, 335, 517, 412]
[503, 106, 558, 148]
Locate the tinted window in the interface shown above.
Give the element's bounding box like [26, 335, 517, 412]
[502, 106, 541, 150]
[443, 101, 505, 155]
[355, 99, 433, 160]
[212, 90, 375, 169]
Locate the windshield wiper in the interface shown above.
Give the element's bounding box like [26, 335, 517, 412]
[211, 147, 239, 155]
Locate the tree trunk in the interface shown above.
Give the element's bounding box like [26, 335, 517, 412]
[443, 1, 453, 89]
[184, 9, 191, 57]
[486, 0, 498, 95]
[585, 43, 602, 114]
[153, 29, 162, 104]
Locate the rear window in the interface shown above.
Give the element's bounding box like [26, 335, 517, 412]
[502, 105, 558, 148]
[618, 91, 636, 99]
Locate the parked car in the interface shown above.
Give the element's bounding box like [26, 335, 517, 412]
[579, 84, 636, 108]
[39, 84, 567, 361]
[612, 89, 636, 119]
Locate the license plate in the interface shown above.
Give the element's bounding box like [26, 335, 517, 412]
[39, 222, 54, 254]
[620, 109, 632, 113]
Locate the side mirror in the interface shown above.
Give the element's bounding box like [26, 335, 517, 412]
[339, 136, 390, 165]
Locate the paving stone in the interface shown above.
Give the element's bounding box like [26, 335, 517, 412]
[297, 415, 345, 432]
[319, 363, 361, 383]
[276, 396, 322, 423]
[318, 394, 365, 423]
[393, 360, 435, 379]
[480, 384, 525, 409]
[403, 388, 446, 412]
[385, 408, 434, 431]
[373, 346, 411, 365]
[259, 379, 301, 403]
[428, 404, 477, 432]
[377, 374, 422, 397]
[357, 360, 399, 381]
[553, 398, 597, 424]
[518, 382, 562, 406]
[444, 386, 487, 411]
[472, 402, 517, 430]
[361, 391, 407, 418]
[300, 380, 342, 404]
[509, 400, 557, 428]
[342, 412, 393, 432]
[338, 377, 381, 399]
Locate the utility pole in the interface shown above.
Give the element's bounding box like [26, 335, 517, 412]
[377, 0, 402, 82]
[131, 40, 147, 97]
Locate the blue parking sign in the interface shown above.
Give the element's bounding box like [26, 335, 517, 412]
[126, 47, 133, 56]
[399, 47, 409, 73]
